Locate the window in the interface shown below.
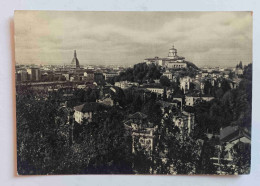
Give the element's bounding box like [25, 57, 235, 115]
[146, 139, 151, 144]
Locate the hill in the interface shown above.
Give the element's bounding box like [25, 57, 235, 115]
[185, 61, 199, 70]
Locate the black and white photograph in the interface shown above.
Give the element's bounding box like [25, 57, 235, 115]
[14, 11, 252, 175]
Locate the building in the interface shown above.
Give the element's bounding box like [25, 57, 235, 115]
[219, 126, 251, 161]
[83, 70, 94, 82]
[115, 81, 129, 89]
[104, 72, 119, 80]
[173, 111, 195, 134]
[96, 97, 114, 106]
[74, 102, 108, 124]
[172, 96, 183, 109]
[27, 67, 41, 81]
[114, 81, 139, 89]
[162, 70, 173, 80]
[180, 76, 192, 94]
[185, 95, 214, 106]
[144, 44, 187, 69]
[235, 67, 243, 75]
[211, 126, 251, 174]
[144, 56, 165, 66]
[230, 78, 242, 89]
[201, 72, 209, 78]
[94, 72, 104, 84]
[166, 61, 187, 69]
[71, 50, 80, 69]
[124, 112, 157, 154]
[62, 73, 70, 81]
[142, 84, 173, 98]
[146, 87, 164, 95]
[157, 100, 178, 114]
[77, 84, 87, 89]
[17, 70, 28, 82]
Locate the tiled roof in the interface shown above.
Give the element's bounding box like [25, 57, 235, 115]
[157, 100, 176, 108]
[220, 126, 251, 143]
[129, 112, 147, 120]
[74, 102, 108, 113]
[142, 83, 163, 89]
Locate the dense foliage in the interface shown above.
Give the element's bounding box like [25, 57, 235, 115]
[109, 63, 162, 84]
[17, 92, 133, 174]
[194, 64, 252, 136]
[16, 63, 252, 175]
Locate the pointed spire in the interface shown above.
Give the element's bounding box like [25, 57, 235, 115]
[71, 50, 80, 68]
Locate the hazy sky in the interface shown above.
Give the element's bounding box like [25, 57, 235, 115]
[14, 11, 252, 67]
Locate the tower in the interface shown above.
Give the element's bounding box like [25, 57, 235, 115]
[71, 50, 80, 68]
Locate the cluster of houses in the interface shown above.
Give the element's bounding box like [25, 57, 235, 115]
[68, 60, 248, 174]
[15, 50, 124, 84]
[17, 45, 249, 174]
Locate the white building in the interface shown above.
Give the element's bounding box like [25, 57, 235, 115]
[104, 72, 119, 80]
[146, 87, 164, 95]
[212, 126, 251, 174]
[185, 95, 214, 106]
[73, 102, 108, 124]
[144, 44, 187, 69]
[27, 67, 41, 81]
[180, 76, 192, 94]
[162, 70, 173, 80]
[74, 103, 93, 124]
[114, 81, 139, 89]
[124, 112, 157, 154]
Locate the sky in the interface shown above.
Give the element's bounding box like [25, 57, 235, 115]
[14, 11, 252, 67]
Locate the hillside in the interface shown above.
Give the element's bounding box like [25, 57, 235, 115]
[185, 61, 199, 70]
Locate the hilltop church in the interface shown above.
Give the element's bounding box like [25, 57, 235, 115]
[144, 45, 187, 69]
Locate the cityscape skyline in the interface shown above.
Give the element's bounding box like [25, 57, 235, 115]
[15, 11, 252, 175]
[14, 11, 252, 67]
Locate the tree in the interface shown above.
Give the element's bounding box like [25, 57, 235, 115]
[113, 63, 162, 83]
[204, 81, 212, 95]
[229, 71, 234, 79]
[79, 108, 133, 174]
[196, 139, 217, 174]
[189, 82, 196, 92]
[221, 79, 231, 93]
[17, 92, 69, 174]
[132, 142, 153, 174]
[160, 76, 171, 87]
[142, 100, 162, 125]
[231, 142, 251, 174]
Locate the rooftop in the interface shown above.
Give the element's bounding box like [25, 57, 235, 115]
[220, 126, 251, 143]
[74, 102, 108, 113]
[129, 112, 148, 120]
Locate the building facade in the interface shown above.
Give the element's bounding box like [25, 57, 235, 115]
[27, 67, 41, 81]
[144, 44, 187, 69]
